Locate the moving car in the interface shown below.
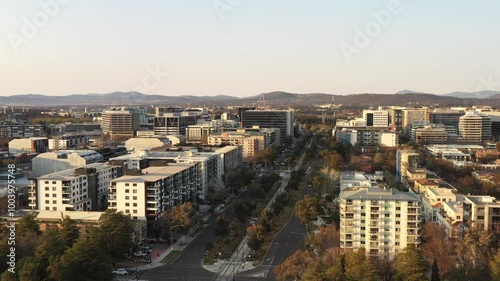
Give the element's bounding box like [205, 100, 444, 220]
[132, 251, 148, 257]
[112, 268, 129, 275]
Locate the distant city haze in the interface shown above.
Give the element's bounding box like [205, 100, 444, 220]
[1, 1, 499, 97]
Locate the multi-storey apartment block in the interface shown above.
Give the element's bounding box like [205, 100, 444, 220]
[8, 137, 49, 155]
[0, 123, 46, 138]
[28, 163, 122, 211]
[101, 108, 140, 140]
[108, 164, 199, 222]
[340, 187, 422, 258]
[49, 134, 89, 150]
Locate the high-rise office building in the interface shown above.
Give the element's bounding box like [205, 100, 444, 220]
[459, 111, 492, 143]
[363, 110, 389, 127]
[240, 109, 294, 140]
[101, 108, 140, 140]
[153, 112, 199, 136]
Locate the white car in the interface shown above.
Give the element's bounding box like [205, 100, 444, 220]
[112, 268, 129, 275]
[132, 251, 148, 257]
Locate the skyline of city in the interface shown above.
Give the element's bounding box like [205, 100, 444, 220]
[2, 1, 500, 97]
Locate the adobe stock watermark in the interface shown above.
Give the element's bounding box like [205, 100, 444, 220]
[339, 0, 404, 64]
[475, 74, 500, 92]
[7, 0, 71, 54]
[132, 64, 169, 94]
[213, 0, 243, 21]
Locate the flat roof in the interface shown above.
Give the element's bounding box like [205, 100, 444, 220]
[36, 210, 103, 222]
[342, 187, 419, 201]
[38, 163, 118, 181]
[111, 163, 196, 183]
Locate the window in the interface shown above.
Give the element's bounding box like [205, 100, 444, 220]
[125, 196, 129, 200]
[396, 221, 400, 225]
[478, 216, 485, 220]
[45, 194, 49, 197]
[361, 227, 365, 231]
[361, 213, 366, 217]
[45, 207, 50, 210]
[133, 184, 137, 187]
[45, 200, 49, 204]
[133, 196, 137, 200]
[396, 207, 401, 211]
[125, 183, 130, 186]
[125, 210, 130, 213]
[52, 187, 56, 191]
[45, 187, 49, 191]
[396, 214, 401, 218]
[133, 210, 137, 214]
[53, 194, 57, 197]
[52, 181, 56, 184]
[133, 189, 137, 194]
[45, 181, 49, 184]
[125, 189, 129, 193]
[53, 207, 57, 210]
[133, 203, 137, 207]
[53, 200, 57, 204]
[396, 242, 400, 246]
[125, 203, 129, 207]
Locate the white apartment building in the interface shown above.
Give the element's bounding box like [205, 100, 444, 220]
[340, 187, 422, 257]
[463, 195, 500, 231]
[29, 163, 122, 211]
[459, 111, 492, 143]
[380, 132, 398, 147]
[108, 164, 199, 221]
[49, 134, 89, 150]
[32, 150, 103, 177]
[110, 149, 223, 200]
[363, 110, 389, 127]
[340, 171, 377, 192]
[124, 137, 172, 151]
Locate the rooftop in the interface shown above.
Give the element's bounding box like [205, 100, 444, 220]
[37, 163, 118, 181]
[111, 163, 196, 184]
[36, 210, 104, 222]
[341, 187, 419, 201]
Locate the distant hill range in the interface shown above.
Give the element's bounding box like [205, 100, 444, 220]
[2, 90, 500, 107]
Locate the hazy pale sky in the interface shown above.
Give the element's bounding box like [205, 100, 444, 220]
[1, 0, 499, 97]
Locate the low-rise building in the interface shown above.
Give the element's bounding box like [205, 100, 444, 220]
[124, 137, 172, 151]
[9, 137, 49, 155]
[49, 134, 89, 150]
[32, 150, 103, 177]
[463, 195, 500, 231]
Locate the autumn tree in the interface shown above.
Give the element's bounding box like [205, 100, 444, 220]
[307, 223, 340, 257]
[490, 249, 500, 281]
[254, 148, 277, 166]
[171, 202, 195, 229]
[394, 244, 427, 281]
[456, 226, 495, 280]
[274, 250, 317, 281]
[296, 195, 319, 224]
[421, 222, 454, 279]
[431, 259, 441, 281]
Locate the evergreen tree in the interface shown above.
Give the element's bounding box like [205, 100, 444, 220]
[394, 244, 427, 281]
[344, 248, 378, 281]
[59, 216, 79, 248]
[57, 237, 112, 281]
[214, 215, 230, 237]
[490, 249, 500, 281]
[431, 259, 441, 281]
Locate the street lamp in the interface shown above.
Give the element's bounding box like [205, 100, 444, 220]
[170, 225, 183, 249]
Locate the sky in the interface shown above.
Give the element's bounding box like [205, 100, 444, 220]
[1, 0, 499, 98]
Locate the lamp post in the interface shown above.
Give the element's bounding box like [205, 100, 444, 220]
[170, 225, 183, 249]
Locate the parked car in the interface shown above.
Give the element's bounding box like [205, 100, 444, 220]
[132, 251, 148, 257]
[112, 268, 129, 275]
[141, 246, 153, 253]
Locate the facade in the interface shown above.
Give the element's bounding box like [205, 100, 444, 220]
[110, 149, 222, 200]
[340, 187, 422, 257]
[28, 163, 122, 211]
[101, 108, 140, 140]
[153, 112, 199, 136]
[429, 109, 464, 133]
[380, 132, 398, 147]
[32, 150, 103, 177]
[0, 123, 46, 138]
[9, 137, 49, 155]
[124, 137, 172, 151]
[186, 123, 218, 144]
[363, 110, 389, 127]
[240, 109, 294, 140]
[463, 195, 500, 231]
[414, 126, 448, 144]
[49, 134, 89, 150]
[402, 109, 427, 128]
[396, 150, 419, 182]
[388, 107, 404, 130]
[214, 146, 242, 175]
[63, 123, 102, 136]
[207, 134, 258, 161]
[459, 111, 492, 143]
[108, 164, 199, 222]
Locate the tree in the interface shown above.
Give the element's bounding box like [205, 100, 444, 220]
[344, 248, 378, 281]
[247, 230, 262, 252]
[89, 209, 134, 266]
[307, 223, 340, 257]
[18, 257, 42, 281]
[0, 271, 17, 281]
[421, 222, 454, 279]
[274, 250, 317, 281]
[56, 237, 112, 281]
[394, 244, 427, 281]
[325, 253, 345, 281]
[34, 229, 66, 280]
[456, 225, 495, 280]
[234, 199, 255, 223]
[496, 142, 500, 152]
[302, 264, 326, 281]
[295, 195, 319, 225]
[254, 148, 277, 166]
[215, 215, 229, 237]
[59, 216, 79, 248]
[171, 202, 195, 229]
[259, 208, 273, 232]
[17, 214, 40, 235]
[490, 249, 500, 281]
[431, 259, 441, 281]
